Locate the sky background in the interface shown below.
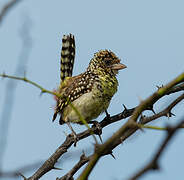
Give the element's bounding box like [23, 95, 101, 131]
[0, 0, 184, 180]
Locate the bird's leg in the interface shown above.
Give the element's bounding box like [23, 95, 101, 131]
[89, 121, 103, 143]
[66, 122, 78, 146]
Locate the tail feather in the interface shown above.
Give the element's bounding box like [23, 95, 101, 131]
[53, 34, 75, 123]
[60, 34, 75, 82]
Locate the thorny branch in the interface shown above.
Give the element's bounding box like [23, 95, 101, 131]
[128, 119, 184, 180]
[77, 73, 184, 180]
[163, 83, 184, 95]
[0, 73, 183, 180]
[58, 93, 184, 180]
[141, 93, 184, 124]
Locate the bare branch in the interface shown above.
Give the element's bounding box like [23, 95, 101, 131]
[77, 73, 184, 180]
[0, 73, 58, 96]
[57, 117, 184, 180]
[128, 120, 184, 180]
[57, 153, 90, 180]
[0, 0, 22, 25]
[141, 93, 184, 124]
[166, 83, 184, 95]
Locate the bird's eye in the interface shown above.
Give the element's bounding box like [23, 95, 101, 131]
[105, 60, 111, 66]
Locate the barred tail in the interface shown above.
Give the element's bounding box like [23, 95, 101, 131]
[60, 33, 75, 82]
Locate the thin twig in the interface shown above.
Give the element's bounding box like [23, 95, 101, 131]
[136, 123, 184, 131]
[0, 73, 59, 96]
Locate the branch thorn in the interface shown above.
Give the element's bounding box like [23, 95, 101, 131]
[91, 121, 103, 143]
[53, 166, 62, 170]
[156, 84, 164, 90]
[110, 151, 116, 159]
[105, 109, 110, 119]
[18, 172, 27, 180]
[123, 104, 128, 111]
[166, 111, 175, 118]
[139, 114, 146, 125]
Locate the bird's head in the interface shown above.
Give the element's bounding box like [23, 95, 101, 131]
[87, 50, 127, 75]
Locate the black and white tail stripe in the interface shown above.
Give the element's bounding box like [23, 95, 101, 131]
[60, 33, 75, 82]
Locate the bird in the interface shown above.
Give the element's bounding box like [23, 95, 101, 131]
[53, 33, 127, 129]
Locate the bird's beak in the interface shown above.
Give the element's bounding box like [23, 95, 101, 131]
[110, 63, 127, 70]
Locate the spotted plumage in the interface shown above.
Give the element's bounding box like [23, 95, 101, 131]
[53, 34, 127, 125]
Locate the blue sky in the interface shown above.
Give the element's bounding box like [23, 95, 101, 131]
[0, 0, 184, 179]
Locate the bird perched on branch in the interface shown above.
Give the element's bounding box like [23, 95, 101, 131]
[53, 33, 127, 128]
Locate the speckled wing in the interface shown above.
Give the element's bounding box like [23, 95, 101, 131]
[53, 72, 96, 124]
[60, 34, 75, 82]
